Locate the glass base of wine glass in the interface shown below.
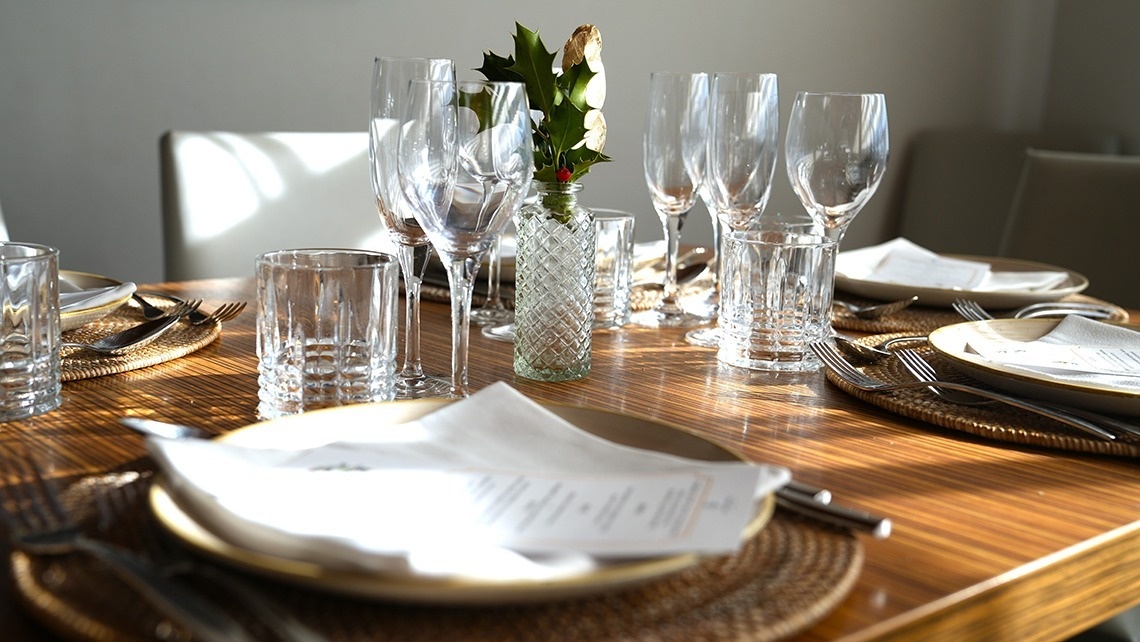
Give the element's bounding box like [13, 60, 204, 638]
[394, 374, 453, 399]
[471, 306, 514, 327]
[684, 326, 721, 347]
[629, 307, 709, 329]
[482, 322, 515, 343]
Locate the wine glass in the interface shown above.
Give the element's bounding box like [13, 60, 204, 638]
[684, 71, 780, 346]
[631, 71, 709, 328]
[399, 79, 532, 397]
[470, 233, 513, 326]
[370, 57, 455, 398]
[785, 92, 889, 240]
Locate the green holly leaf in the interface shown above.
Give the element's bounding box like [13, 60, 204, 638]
[507, 23, 558, 118]
[545, 102, 589, 159]
[476, 51, 523, 84]
[564, 147, 612, 181]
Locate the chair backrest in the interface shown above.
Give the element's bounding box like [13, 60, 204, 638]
[896, 129, 1120, 256]
[999, 149, 1140, 309]
[160, 131, 395, 280]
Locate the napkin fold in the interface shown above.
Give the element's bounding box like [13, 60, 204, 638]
[59, 282, 136, 312]
[147, 383, 790, 581]
[965, 316, 1140, 392]
[836, 238, 1069, 292]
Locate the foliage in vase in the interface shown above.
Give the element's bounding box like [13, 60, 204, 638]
[478, 22, 611, 185]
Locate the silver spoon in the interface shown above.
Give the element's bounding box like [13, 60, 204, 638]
[832, 335, 927, 364]
[833, 295, 919, 320]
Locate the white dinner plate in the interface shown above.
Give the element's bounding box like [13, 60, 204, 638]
[928, 319, 1140, 417]
[150, 401, 775, 605]
[59, 270, 132, 331]
[834, 254, 1088, 308]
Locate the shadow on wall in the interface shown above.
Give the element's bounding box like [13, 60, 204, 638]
[160, 131, 394, 280]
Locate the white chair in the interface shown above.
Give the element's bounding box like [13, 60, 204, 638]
[999, 149, 1140, 309]
[160, 131, 395, 280]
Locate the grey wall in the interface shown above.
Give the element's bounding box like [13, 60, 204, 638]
[0, 0, 1122, 283]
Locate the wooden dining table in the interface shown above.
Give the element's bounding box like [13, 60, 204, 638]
[1, 276, 1137, 641]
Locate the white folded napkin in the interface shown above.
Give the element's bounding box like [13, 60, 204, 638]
[147, 382, 790, 581]
[965, 316, 1140, 392]
[59, 282, 136, 312]
[836, 238, 1070, 292]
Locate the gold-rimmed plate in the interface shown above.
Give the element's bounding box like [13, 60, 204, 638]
[59, 270, 133, 331]
[929, 319, 1140, 417]
[150, 401, 775, 605]
[835, 254, 1088, 308]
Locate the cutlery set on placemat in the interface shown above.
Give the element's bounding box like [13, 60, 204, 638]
[59, 271, 245, 379]
[825, 239, 1139, 455]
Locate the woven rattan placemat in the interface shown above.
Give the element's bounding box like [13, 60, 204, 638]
[830, 294, 1129, 334]
[826, 336, 1140, 457]
[12, 472, 863, 642]
[60, 299, 221, 381]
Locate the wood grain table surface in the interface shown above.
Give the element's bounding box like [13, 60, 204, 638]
[1, 277, 1137, 641]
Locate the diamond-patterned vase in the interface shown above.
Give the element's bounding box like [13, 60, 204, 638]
[513, 182, 596, 381]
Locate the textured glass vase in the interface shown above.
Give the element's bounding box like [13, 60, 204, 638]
[513, 182, 596, 381]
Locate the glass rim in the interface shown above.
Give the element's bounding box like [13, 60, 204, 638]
[0, 241, 60, 261]
[256, 248, 398, 269]
[794, 90, 885, 99]
[373, 56, 452, 64]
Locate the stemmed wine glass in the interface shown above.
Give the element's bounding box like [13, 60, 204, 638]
[398, 79, 532, 397]
[631, 71, 709, 328]
[785, 92, 888, 334]
[785, 92, 889, 241]
[685, 72, 780, 347]
[471, 234, 513, 326]
[370, 57, 455, 398]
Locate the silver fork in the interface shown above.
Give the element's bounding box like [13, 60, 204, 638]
[895, 348, 1140, 440]
[135, 293, 245, 325]
[809, 341, 1118, 441]
[953, 298, 1116, 322]
[0, 444, 256, 642]
[101, 479, 329, 642]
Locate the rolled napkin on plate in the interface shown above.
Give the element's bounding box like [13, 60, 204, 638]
[147, 382, 790, 581]
[965, 316, 1140, 391]
[836, 238, 1070, 292]
[59, 282, 137, 312]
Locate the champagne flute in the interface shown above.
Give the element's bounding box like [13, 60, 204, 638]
[685, 72, 780, 349]
[370, 57, 454, 398]
[399, 79, 532, 397]
[631, 71, 709, 328]
[785, 92, 889, 240]
[471, 234, 513, 326]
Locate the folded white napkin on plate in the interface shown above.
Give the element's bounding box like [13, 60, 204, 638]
[59, 282, 136, 312]
[965, 316, 1140, 392]
[147, 382, 789, 580]
[836, 238, 1070, 292]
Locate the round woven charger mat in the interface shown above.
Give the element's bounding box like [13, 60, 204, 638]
[12, 472, 863, 642]
[60, 300, 221, 381]
[827, 335, 1140, 457]
[831, 293, 1129, 334]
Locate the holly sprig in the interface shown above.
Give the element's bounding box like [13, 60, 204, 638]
[477, 22, 611, 183]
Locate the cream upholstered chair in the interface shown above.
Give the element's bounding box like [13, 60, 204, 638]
[999, 149, 1140, 309]
[160, 131, 395, 280]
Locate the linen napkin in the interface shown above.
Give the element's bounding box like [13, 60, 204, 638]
[836, 238, 1070, 292]
[59, 283, 136, 312]
[965, 316, 1140, 392]
[147, 382, 789, 580]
